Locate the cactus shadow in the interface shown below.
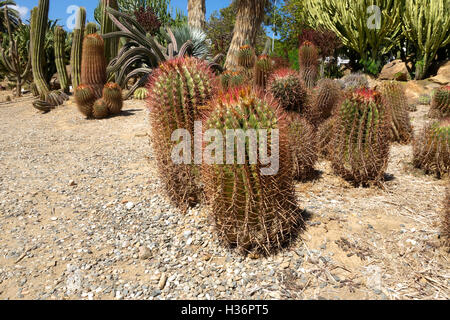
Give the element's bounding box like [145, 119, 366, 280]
[110, 109, 144, 118]
[383, 173, 395, 182]
[296, 170, 323, 183]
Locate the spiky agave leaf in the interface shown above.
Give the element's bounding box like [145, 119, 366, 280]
[202, 87, 303, 255]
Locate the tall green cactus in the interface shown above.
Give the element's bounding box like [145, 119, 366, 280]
[100, 0, 119, 64]
[85, 22, 98, 35]
[81, 33, 107, 99]
[331, 88, 391, 185]
[71, 7, 86, 91]
[202, 87, 301, 254]
[403, 0, 450, 79]
[30, 1, 50, 97]
[147, 57, 217, 212]
[54, 27, 69, 93]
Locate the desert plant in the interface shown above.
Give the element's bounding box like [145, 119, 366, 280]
[74, 84, 96, 118]
[308, 78, 341, 126]
[220, 70, 246, 90]
[54, 26, 69, 93]
[92, 98, 110, 119]
[253, 54, 273, 90]
[202, 87, 302, 254]
[237, 44, 255, 69]
[379, 81, 413, 144]
[287, 112, 318, 181]
[317, 116, 337, 159]
[85, 22, 98, 35]
[147, 57, 217, 212]
[133, 87, 148, 100]
[267, 68, 307, 114]
[298, 41, 318, 88]
[331, 88, 391, 185]
[413, 119, 449, 178]
[338, 73, 369, 90]
[430, 86, 450, 118]
[419, 94, 431, 105]
[100, 0, 119, 64]
[103, 82, 123, 115]
[81, 33, 107, 99]
[71, 7, 86, 91]
[134, 6, 161, 35]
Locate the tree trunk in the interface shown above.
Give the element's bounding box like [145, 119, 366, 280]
[188, 0, 206, 30]
[224, 0, 267, 70]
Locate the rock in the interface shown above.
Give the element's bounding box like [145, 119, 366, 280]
[138, 247, 152, 260]
[125, 202, 134, 210]
[280, 261, 290, 269]
[379, 59, 409, 81]
[428, 60, 450, 85]
[68, 180, 77, 186]
[183, 230, 192, 238]
[158, 273, 167, 290]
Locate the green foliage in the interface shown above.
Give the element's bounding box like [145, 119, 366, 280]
[0, 0, 19, 33]
[360, 58, 381, 76]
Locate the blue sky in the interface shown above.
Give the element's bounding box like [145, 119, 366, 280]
[13, 0, 231, 28]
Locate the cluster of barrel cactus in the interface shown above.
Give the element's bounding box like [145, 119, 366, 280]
[202, 87, 302, 254]
[75, 34, 122, 119]
[413, 119, 449, 178]
[430, 86, 450, 118]
[147, 57, 217, 212]
[379, 81, 413, 143]
[331, 88, 391, 185]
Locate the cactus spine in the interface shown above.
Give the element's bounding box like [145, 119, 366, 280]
[413, 118, 450, 178]
[331, 89, 391, 185]
[147, 57, 217, 212]
[299, 41, 319, 88]
[101, 0, 119, 64]
[202, 87, 301, 255]
[237, 45, 256, 69]
[54, 27, 69, 94]
[30, 1, 50, 97]
[71, 7, 86, 91]
[81, 33, 107, 99]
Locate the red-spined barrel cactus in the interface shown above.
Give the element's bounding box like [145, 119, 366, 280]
[287, 113, 318, 181]
[103, 82, 123, 115]
[147, 57, 218, 212]
[308, 78, 342, 126]
[379, 81, 413, 144]
[81, 33, 107, 99]
[299, 41, 319, 88]
[75, 84, 96, 118]
[331, 88, 391, 186]
[413, 118, 449, 178]
[202, 87, 302, 255]
[430, 86, 450, 118]
[267, 68, 307, 113]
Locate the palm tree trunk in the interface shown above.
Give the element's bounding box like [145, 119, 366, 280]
[188, 0, 206, 30]
[224, 0, 267, 70]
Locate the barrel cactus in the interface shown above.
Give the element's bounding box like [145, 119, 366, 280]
[103, 82, 123, 115]
[331, 88, 391, 185]
[75, 84, 96, 118]
[299, 41, 319, 88]
[81, 33, 107, 99]
[133, 87, 149, 100]
[430, 86, 450, 118]
[147, 57, 217, 212]
[308, 78, 341, 126]
[317, 116, 337, 159]
[92, 98, 110, 119]
[220, 70, 246, 91]
[267, 69, 307, 113]
[253, 55, 273, 90]
[85, 22, 98, 35]
[413, 118, 449, 178]
[287, 113, 318, 181]
[237, 45, 256, 69]
[202, 87, 301, 254]
[379, 81, 413, 143]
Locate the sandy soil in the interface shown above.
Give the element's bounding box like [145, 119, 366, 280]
[0, 92, 448, 300]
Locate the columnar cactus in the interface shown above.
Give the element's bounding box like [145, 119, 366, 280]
[101, 0, 119, 64]
[71, 7, 86, 91]
[331, 89, 391, 185]
[81, 34, 107, 99]
[413, 118, 449, 178]
[287, 113, 318, 181]
[54, 26, 69, 93]
[237, 45, 256, 69]
[103, 82, 123, 115]
[85, 22, 98, 35]
[147, 57, 217, 212]
[75, 84, 96, 118]
[430, 86, 450, 118]
[299, 41, 319, 88]
[253, 55, 273, 90]
[379, 81, 413, 143]
[133, 87, 149, 100]
[202, 87, 301, 254]
[308, 78, 341, 126]
[267, 68, 307, 113]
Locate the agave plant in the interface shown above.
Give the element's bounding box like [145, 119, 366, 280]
[102, 7, 223, 99]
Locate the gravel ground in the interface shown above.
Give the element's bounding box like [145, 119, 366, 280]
[0, 95, 448, 300]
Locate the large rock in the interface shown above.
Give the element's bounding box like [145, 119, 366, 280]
[402, 80, 440, 105]
[428, 60, 450, 85]
[379, 59, 409, 81]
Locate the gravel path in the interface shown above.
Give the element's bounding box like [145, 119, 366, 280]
[0, 96, 448, 300]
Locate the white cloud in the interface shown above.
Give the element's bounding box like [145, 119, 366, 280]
[8, 5, 29, 20]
